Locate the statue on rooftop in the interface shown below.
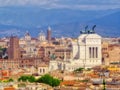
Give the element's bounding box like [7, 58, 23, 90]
[87, 25, 96, 34]
[80, 25, 88, 34]
[92, 25, 96, 33]
[85, 25, 88, 32]
[80, 25, 96, 34]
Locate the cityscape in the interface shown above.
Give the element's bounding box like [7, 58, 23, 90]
[0, 0, 120, 90]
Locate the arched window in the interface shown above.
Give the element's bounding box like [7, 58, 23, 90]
[43, 69, 45, 73]
[40, 69, 41, 73]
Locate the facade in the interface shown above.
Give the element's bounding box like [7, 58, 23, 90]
[55, 47, 72, 60]
[37, 45, 72, 61]
[19, 32, 38, 58]
[38, 63, 49, 75]
[19, 58, 41, 68]
[102, 41, 120, 65]
[8, 36, 20, 60]
[103, 38, 120, 44]
[0, 59, 19, 69]
[102, 41, 109, 65]
[49, 31, 102, 71]
[37, 46, 45, 58]
[76, 33, 102, 67]
[0, 40, 7, 48]
[108, 44, 120, 63]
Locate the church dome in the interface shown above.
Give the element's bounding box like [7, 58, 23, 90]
[38, 31, 46, 41]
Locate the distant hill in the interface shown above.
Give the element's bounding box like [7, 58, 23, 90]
[0, 7, 119, 37]
[88, 11, 120, 37]
[49, 11, 120, 38]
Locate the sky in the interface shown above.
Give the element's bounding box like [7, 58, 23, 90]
[0, 0, 120, 10]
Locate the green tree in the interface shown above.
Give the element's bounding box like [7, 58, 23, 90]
[8, 78, 14, 82]
[52, 78, 61, 87]
[74, 67, 84, 73]
[36, 74, 60, 87]
[18, 75, 36, 83]
[28, 76, 36, 83]
[18, 75, 28, 82]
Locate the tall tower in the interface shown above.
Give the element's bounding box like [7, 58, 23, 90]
[8, 36, 20, 60]
[47, 26, 52, 43]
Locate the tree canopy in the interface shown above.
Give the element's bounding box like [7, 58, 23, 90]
[36, 74, 61, 87]
[18, 74, 61, 87]
[74, 67, 84, 73]
[18, 75, 36, 83]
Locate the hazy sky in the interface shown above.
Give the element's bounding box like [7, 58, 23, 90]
[0, 0, 120, 10]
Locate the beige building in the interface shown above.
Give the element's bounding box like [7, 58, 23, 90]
[49, 30, 102, 71]
[0, 40, 7, 48]
[102, 41, 120, 65]
[38, 63, 49, 75]
[0, 59, 19, 69]
[19, 32, 38, 58]
[37, 44, 72, 61]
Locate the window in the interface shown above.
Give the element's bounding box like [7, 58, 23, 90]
[40, 69, 41, 73]
[89, 47, 99, 58]
[93, 47, 95, 58]
[96, 47, 98, 58]
[89, 47, 91, 58]
[43, 69, 45, 73]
